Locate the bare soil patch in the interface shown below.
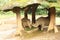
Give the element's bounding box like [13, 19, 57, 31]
[0, 15, 60, 40]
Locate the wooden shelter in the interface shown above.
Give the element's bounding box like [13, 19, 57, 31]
[0, 1, 58, 37]
[0, 3, 40, 36]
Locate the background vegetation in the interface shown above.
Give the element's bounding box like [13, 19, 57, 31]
[0, 0, 60, 19]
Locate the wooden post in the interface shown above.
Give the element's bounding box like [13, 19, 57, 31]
[47, 7, 58, 33]
[12, 7, 24, 36]
[24, 7, 29, 19]
[16, 12, 24, 36]
[32, 5, 38, 24]
[32, 9, 36, 24]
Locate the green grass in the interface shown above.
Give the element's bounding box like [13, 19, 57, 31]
[25, 26, 37, 31]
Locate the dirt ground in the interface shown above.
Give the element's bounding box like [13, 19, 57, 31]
[0, 15, 60, 40]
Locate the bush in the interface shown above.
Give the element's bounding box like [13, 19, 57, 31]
[0, 11, 5, 15]
[56, 7, 60, 17]
[56, 11, 60, 17]
[35, 8, 48, 15]
[35, 4, 48, 15]
[48, 0, 57, 3]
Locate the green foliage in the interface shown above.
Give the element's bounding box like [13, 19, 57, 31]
[56, 11, 60, 17]
[0, 11, 15, 18]
[0, 11, 4, 15]
[56, 7, 60, 17]
[0, 0, 60, 17]
[0, 0, 9, 6]
[36, 9, 48, 15]
[35, 5, 48, 15]
[48, 0, 57, 3]
[41, 1, 49, 8]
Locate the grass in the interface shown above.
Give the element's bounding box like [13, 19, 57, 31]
[25, 26, 37, 31]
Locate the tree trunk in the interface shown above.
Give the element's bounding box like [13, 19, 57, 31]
[47, 7, 58, 33]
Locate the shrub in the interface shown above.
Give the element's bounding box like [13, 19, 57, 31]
[36, 8, 48, 15]
[56, 11, 60, 17]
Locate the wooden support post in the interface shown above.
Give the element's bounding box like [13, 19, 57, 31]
[24, 7, 29, 19]
[16, 12, 24, 35]
[12, 7, 24, 36]
[31, 3, 40, 24]
[32, 5, 38, 24]
[47, 7, 58, 33]
[32, 9, 35, 24]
